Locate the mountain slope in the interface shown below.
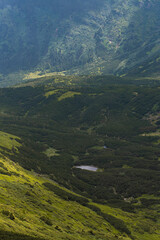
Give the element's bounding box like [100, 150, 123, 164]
[0, 0, 160, 85]
[0, 131, 130, 240]
[0, 76, 160, 239]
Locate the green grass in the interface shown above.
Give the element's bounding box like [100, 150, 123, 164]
[44, 89, 60, 98]
[0, 131, 21, 152]
[91, 201, 160, 240]
[43, 148, 60, 157]
[0, 153, 121, 240]
[58, 91, 81, 101]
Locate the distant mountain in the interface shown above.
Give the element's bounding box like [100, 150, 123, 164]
[0, 0, 160, 82]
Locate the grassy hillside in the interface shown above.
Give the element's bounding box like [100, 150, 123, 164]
[0, 130, 131, 240]
[0, 76, 160, 239]
[0, 131, 159, 240]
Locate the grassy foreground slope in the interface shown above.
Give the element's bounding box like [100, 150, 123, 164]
[0, 130, 160, 240]
[0, 131, 130, 240]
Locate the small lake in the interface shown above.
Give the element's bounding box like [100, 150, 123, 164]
[74, 165, 98, 172]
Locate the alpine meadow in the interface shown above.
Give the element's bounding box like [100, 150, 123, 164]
[0, 1, 160, 240]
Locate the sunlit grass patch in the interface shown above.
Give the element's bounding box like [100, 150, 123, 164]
[44, 89, 60, 98]
[141, 130, 160, 137]
[58, 91, 81, 101]
[89, 145, 104, 151]
[23, 71, 65, 81]
[0, 131, 21, 152]
[43, 148, 60, 157]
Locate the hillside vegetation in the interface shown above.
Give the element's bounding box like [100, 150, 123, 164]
[0, 1, 160, 239]
[0, 76, 159, 239]
[0, 130, 131, 240]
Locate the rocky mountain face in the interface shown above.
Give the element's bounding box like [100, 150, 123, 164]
[0, 0, 160, 78]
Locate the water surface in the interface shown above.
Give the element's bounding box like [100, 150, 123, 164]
[75, 165, 98, 172]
